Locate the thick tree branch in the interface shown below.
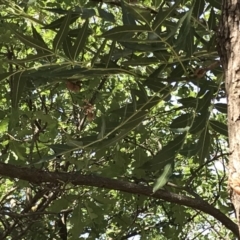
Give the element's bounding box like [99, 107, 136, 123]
[0, 162, 238, 237]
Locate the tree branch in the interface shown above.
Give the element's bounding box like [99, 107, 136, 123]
[0, 162, 238, 237]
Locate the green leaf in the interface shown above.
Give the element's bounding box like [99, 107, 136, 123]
[178, 97, 197, 108]
[145, 133, 186, 170]
[153, 163, 172, 192]
[97, 128, 134, 150]
[75, 7, 96, 18]
[180, 7, 193, 36]
[10, 141, 26, 161]
[214, 103, 227, 114]
[7, 24, 51, 53]
[67, 136, 97, 148]
[206, 0, 221, 9]
[137, 81, 149, 102]
[53, 11, 72, 52]
[49, 198, 72, 212]
[70, 19, 89, 60]
[102, 40, 116, 67]
[98, 8, 115, 22]
[170, 113, 192, 130]
[170, 63, 185, 78]
[101, 25, 151, 41]
[122, 57, 159, 66]
[0, 119, 8, 132]
[197, 128, 211, 163]
[0, 110, 6, 120]
[180, 144, 199, 157]
[190, 113, 209, 134]
[126, 5, 152, 25]
[97, 116, 106, 139]
[11, 72, 27, 109]
[39, 136, 100, 162]
[152, 0, 182, 31]
[139, 96, 162, 110]
[63, 36, 73, 60]
[175, 7, 193, 50]
[121, 42, 166, 52]
[207, 34, 217, 52]
[208, 8, 217, 31]
[121, 0, 136, 25]
[144, 66, 172, 94]
[111, 96, 160, 117]
[68, 28, 92, 37]
[42, 7, 68, 15]
[48, 144, 77, 154]
[197, 91, 213, 112]
[185, 27, 195, 57]
[166, 9, 190, 41]
[193, 0, 205, 19]
[131, 90, 137, 112]
[218, 201, 232, 214]
[153, 0, 162, 8]
[36, 144, 76, 163]
[209, 120, 228, 137]
[31, 25, 46, 42]
[8, 109, 19, 132]
[96, 98, 161, 150]
[28, 65, 135, 80]
[69, 204, 84, 238]
[43, 14, 79, 30]
[91, 39, 107, 65]
[31, 25, 51, 60]
[120, 110, 147, 129]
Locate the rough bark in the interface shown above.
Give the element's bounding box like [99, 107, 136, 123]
[0, 162, 238, 236]
[219, 0, 240, 236]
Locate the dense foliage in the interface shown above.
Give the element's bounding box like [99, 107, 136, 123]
[0, 0, 234, 239]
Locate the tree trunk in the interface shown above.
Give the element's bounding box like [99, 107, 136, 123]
[219, 0, 240, 237]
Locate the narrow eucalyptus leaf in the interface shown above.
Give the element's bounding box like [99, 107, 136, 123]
[75, 8, 96, 18]
[214, 103, 227, 114]
[197, 128, 211, 163]
[144, 133, 186, 170]
[126, 5, 152, 24]
[91, 39, 107, 65]
[190, 113, 209, 134]
[42, 7, 68, 14]
[11, 72, 27, 109]
[209, 120, 228, 137]
[101, 25, 151, 40]
[97, 116, 106, 139]
[193, 0, 205, 19]
[121, 0, 136, 25]
[121, 42, 166, 52]
[170, 113, 192, 129]
[7, 24, 51, 52]
[31, 25, 49, 50]
[63, 36, 73, 60]
[152, 0, 182, 31]
[53, 11, 72, 52]
[49, 144, 77, 153]
[71, 19, 89, 60]
[43, 14, 79, 29]
[122, 57, 159, 66]
[153, 164, 172, 192]
[98, 8, 115, 22]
